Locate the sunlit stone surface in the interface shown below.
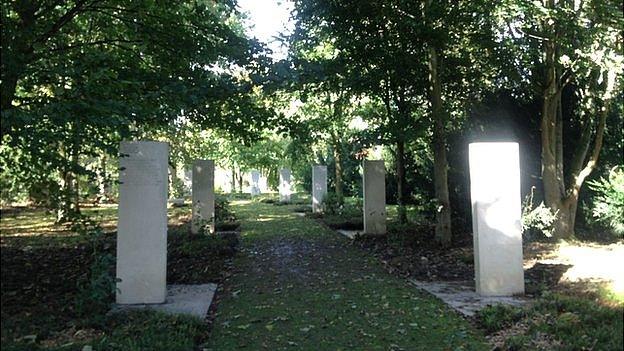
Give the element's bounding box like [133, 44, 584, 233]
[116, 141, 168, 304]
[363, 160, 386, 235]
[279, 168, 292, 203]
[191, 160, 215, 235]
[250, 170, 261, 196]
[469, 142, 524, 296]
[312, 165, 327, 213]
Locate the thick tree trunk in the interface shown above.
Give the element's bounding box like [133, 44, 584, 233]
[56, 138, 81, 223]
[539, 1, 609, 238]
[231, 168, 237, 193]
[428, 46, 452, 246]
[57, 167, 80, 222]
[396, 140, 408, 224]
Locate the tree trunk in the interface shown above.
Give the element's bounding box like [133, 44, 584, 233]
[237, 171, 243, 193]
[396, 140, 408, 224]
[332, 137, 344, 203]
[231, 167, 236, 193]
[539, 0, 609, 238]
[56, 137, 81, 223]
[428, 45, 452, 246]
[57, 166, 80, 222]
[97, 155, 110, 203]
[56, 169, 74, 223]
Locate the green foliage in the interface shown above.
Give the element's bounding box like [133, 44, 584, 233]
[504, 335, 529, 351]
[170, 176, 188, 199]
[479, 292, 624, 350]
[522, 188, 558, 240]
[215, 195, 240, 232]
[530, 292, 623, 350]
[73, 218, 117, 325]
[215, 195, 236, 222]
[1, 0, 275, 213]
[95, 311, 207, 351]
[322, 192, 342, 215]
[477, 305, 524, 333]
[589, 167, 624, 236]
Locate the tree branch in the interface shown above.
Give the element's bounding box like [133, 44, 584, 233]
[43, 39, 143, 53]
[570, 101, 608, 198]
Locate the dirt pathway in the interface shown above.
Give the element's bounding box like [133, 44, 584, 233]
[205, 200, 487, 350]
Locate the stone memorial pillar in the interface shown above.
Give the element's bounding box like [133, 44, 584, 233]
[469, 142, 524, 296]
[279, 168, 292, 203]
[191, 160, 215, 235]
[116, 141, 169, 304]
[312, 165, 327, 213]
[250, 170, 261, 197]
[363, 160, 386, 235]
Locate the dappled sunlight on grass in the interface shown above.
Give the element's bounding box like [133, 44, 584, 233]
[0, 204, 192, 248]
[523, 239, 624, 305]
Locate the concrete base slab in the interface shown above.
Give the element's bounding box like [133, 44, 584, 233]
[337, 229, 361, 239]
[409, 279, 528, 317]
[112, 284, 217, 318]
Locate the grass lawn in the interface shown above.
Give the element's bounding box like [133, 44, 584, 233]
[4, 195, 619, 350]
[205, 198, 487, 350]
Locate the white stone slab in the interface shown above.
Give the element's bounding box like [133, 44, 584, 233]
[469, 142, 524, 296]
[279, 168, 292, 203]
[113, 284, 217, 318]
[312, 165, 327, 213]
[116, 141, 168, 304]
[363, 160, 386, 235]
[409, 279, 528, 317]
[337, 229, 361, 239]
[250, 170, 261, 196]
[191, 160, 215, 235]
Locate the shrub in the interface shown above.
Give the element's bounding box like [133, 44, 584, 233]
[215, 195, 235, 222]
[588, 167, 624, 236]
[322, 192, 342, 215]
[521, 187, 558, 240]
[74, 219, 117, 325]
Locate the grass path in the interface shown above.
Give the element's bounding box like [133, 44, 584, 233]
[205, 200, 487, 350]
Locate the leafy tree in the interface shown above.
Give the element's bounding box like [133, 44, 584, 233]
[1, 0, 273, 220]
[500, 0, 623, 238]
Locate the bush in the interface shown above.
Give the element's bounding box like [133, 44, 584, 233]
[322, 192, 342, 215]
[589, 167, 624, 236]
[521, 187, 558, 240]
[74, 219, 117, 325]
[215, 195, 235, 222]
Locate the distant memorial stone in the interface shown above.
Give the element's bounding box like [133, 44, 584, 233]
[191, 160, 215, 235]
[363, 160, 386, 235]
[279, 168, 292, 203]
[116, 141, 168, 304]
[250, 170, 261, 196]
[312, 165, 327, 213]
[469, 142, 524, 296]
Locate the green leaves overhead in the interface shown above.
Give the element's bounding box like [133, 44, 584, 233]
[1, 0, 275, 213]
